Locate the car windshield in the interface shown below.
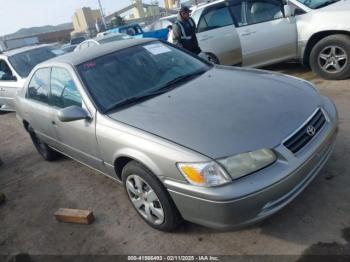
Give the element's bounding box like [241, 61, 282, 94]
[298, 0, 340, 9]
[77, 42, 211, 113]
[8, 47, 58, 77]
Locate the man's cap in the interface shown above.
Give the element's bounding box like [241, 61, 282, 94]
[179, 6, 191, 13]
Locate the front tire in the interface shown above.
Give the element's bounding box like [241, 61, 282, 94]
[28, 126, 60, 161]
[309, 34, 350, 80]
[121, 161, 182, 231]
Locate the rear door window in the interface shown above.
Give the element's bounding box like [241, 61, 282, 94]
[27, 67, 51, 104]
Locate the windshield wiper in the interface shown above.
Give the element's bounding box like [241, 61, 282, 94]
[154, 69, 207, 93]
[314, 0, 339, 8]
[104, 92, 161, 113]
[104, 69, 207, 113]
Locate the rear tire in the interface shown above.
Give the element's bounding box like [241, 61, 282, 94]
[309, 34, 350, 80]
[207, 53, 220, 64]
[121, 160, 182, 231]
[28, 125, 60, 161]
[199, 52, 220, 64]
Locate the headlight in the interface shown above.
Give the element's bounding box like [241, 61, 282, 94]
[219, 149, 276, 180]
[177, 162, 231, 187]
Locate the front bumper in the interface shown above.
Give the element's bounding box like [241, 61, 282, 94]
[164, 102, 338, 229]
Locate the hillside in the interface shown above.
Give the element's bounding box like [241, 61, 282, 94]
[4, 23, 73, 39]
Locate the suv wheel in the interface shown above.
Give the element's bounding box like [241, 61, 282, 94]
[28, 126, 60, 161]
[121, 161, 182, 231]
[310, 34, 350, 80]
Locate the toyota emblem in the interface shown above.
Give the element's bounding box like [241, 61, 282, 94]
[306, 125, 316, 136]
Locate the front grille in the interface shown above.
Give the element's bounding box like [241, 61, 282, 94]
[283, 109, 326, 153]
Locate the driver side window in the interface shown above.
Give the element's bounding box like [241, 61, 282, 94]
[50, 67, 82, 108]
[0, 59, 15, 81]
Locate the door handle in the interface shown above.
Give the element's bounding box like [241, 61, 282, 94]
[52, 120, 57, 126]
[199, 36, 213, 41]
[240, 30, 256, 37]
[0, 87, 5, 92]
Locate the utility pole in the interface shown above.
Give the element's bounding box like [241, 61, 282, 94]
[98, 0, 107, 30]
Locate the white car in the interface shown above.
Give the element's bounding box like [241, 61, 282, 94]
[0, 44, 62, 111]
[74, 33, 133, 52]
[191, 0, 350, 79]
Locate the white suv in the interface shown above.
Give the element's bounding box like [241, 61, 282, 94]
[191, 0, 350, 79]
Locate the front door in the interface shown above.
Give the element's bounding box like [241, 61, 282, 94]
[23, 67, 57, 145]
[49, 66, 103, 171]
[236, 0, 298, 67]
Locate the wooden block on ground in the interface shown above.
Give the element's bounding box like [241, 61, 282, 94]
[54, 208, 94, 225]
[0, 192, 5, 205]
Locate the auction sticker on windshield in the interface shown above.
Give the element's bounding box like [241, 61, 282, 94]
[143, 43, 171, 55]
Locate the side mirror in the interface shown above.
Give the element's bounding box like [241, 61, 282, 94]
[57, 105, 90, 122]
[284, 5, 292, 17]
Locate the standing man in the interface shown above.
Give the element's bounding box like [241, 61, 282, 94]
[173, 6, 201, 55]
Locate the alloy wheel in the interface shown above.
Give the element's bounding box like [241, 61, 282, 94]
[126, 174, 165, 225]
[318, 45, 348, 74]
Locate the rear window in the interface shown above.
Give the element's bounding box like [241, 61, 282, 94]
[8, 47, 58, 77]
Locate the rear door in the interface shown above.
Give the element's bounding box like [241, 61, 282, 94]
[23, 67, 57, 145]
[48, 66, 103, 171]
[236, 0, 297, 67]
[194, 2, 242, 65]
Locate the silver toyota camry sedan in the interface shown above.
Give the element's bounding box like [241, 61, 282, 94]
[15, 39, 338, 231]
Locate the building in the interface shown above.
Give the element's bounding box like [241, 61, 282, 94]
[118, 0, 161, 20]
[164, 0, 180, 9]
[106, 0, 176, 25]
[71, 7, 103, 37]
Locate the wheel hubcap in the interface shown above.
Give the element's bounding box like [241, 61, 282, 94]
[126, 175, 164, 225]
[318, 45, 348, 74]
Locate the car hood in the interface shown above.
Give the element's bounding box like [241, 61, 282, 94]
[108, 66, 322, 159]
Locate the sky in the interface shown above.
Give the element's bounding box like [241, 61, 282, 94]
[0, 0, 158, 36]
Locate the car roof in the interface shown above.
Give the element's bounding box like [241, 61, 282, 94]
[47, 38, 155, 66]
[1, 44, 52, 57]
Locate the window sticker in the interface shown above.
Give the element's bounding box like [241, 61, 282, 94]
[83, 61, 97, 69]
[143, 43, 171, 55]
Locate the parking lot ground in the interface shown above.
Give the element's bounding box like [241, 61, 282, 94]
[0, 63, 349, 257]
